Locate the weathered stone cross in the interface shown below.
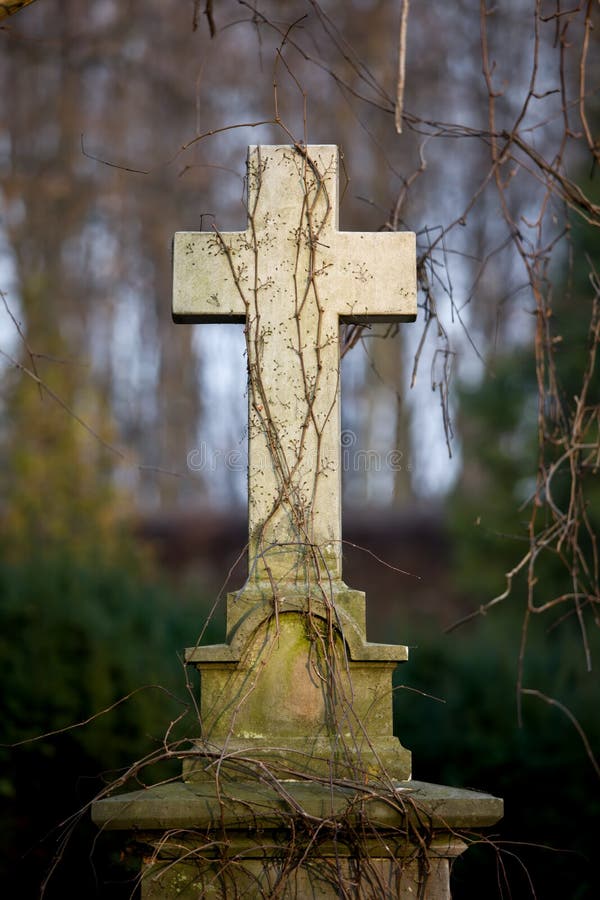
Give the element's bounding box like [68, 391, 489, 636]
[93, 148, 502, 883]
[173, 145, 416, 584]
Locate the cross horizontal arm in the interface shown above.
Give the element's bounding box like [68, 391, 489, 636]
[330, 231, 417, 322]
[172, 230, 250, 323]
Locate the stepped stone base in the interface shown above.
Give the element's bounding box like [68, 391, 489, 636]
[93, 779, 503, 899]
[184, 585, 413, 782]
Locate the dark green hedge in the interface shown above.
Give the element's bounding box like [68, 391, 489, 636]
[396, 611, 600, 899]
[0, 553, 216, 899]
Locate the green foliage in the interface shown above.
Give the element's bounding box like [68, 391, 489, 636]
[396, 612, 600, 899]
[0, 276, 212, 896]
[0, 555, 192, 764]
[0, 274, 141, 569]
[448, 309, 599, 648]
[0, 552, 211, 898]
[448, 352, 539, 602]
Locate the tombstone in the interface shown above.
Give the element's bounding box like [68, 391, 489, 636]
[93, 145, 502, 898]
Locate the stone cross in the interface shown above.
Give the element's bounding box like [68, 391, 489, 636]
[93, 147, 503, 894]
[173, 145, 416, 584]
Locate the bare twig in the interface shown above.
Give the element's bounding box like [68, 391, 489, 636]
[395, 0, 410, 133]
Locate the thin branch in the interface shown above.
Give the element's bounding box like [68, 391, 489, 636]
[521, 688, 600, 779]
[395, 0, 410, 133]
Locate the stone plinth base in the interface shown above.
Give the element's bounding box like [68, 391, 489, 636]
[138, 841, 459, 899]
[184, 586, 413, 782]
[92, 779, 502, 899]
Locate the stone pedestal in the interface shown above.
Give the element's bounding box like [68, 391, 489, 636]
[93, 579, 503, 898]
[183, 582, 411, 783]
[93, 779, 503, 899]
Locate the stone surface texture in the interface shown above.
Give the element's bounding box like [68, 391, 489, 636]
[93, 780, 502, 899]
[183, 583, 412, 781]
[93, 780, 504, 832]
